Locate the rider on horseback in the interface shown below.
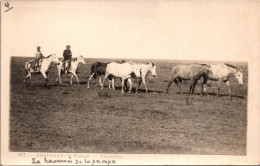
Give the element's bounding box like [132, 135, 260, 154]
[63, 45, 72, 73]
[34, 46, 44, 71]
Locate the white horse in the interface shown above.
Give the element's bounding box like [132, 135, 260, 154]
[25, 54, 59, 86]
[102, 62, 141, 93]
[110, 62, 156, 93]
[199, 63, 243, 96]
[55, 55, 86, 85]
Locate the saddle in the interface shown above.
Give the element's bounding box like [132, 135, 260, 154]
[34, 59, 43, 72]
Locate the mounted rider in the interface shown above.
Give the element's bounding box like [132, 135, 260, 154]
[34, 46, 44, 71]
[63, 45, 72, 73]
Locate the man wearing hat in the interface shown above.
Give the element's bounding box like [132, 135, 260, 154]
[34, 46, 43, 71]
[63, 45, 72, 73]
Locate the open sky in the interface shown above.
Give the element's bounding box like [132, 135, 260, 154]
[2, 0, 259, 61]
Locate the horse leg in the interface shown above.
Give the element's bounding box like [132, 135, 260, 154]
[102, 73, 109, 89]
[71, 71, 79, 85]
[87, 73, 95, 88]
[216, 79, 222, 96]
[142, 78, 148, 93]
[112, 78, 116, 91]
[175, 78, 182, 94]
[55, 69, 62, 85]
[99, 75, 103, 88]
[136, 78, 142, 93]
[192, 79, 197, 94]
[201, 77, 208, 96]
[70, 74, 74, 85]
[121, 77, 126, 93]
[128, 78, 132, 93]
[30, 73, 33, 85]
[24, 74, 30, 85]
[225, 80, 232, 98]
[108, 78, 112, 89]
[166, 75, 176, 94]
[189, 78, 194, 95]
[28, 69, 34, 85]
[124, 78, 128, 91]
[41, 71, 48, 87]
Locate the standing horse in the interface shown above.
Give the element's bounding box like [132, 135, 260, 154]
[25, 54, 59, 86]
[55, 55, 86, 85]
[102, 62, 141, 93]
[111, 62, 156, 93]
[87, 60, 126, 88]
[166, 64, 211, 94]
[199, 63, 243, 97]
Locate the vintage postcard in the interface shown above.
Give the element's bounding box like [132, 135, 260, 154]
[1, 0, 260, 165]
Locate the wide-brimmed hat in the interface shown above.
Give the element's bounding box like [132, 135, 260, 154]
[66, 45, 71, 48]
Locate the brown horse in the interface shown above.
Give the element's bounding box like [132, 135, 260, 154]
[166, 64, 211, 94]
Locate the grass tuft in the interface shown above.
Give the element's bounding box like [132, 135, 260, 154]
[97, 90, 112, 98]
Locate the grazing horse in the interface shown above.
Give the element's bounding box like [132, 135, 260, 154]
[55, 55, 86, 85]
[25, 54, 59, 86]
[166, 64, 211, 94]
[111, 62, 157, 93]
[199, 63, 243, 97]
[102, 62, 141, 93]
[87, 60, 126, 88]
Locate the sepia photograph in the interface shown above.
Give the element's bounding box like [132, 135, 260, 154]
[1, 0, 260, 165]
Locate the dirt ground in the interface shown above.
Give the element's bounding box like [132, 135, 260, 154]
[9, 57, 247, 155]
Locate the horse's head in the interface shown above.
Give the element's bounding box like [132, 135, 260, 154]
[51, 54, 60, 64]
[235, 69, 243, 84]
[133, 63, 141, 78]
[78, 55, 86, 65]
[150, 62, 156, 77]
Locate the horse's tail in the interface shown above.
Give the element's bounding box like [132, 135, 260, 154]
[90, 63, 97, 79]
[25, 62, 30, 75]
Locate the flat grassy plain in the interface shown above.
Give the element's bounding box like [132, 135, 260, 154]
[9, 57, 247, 155]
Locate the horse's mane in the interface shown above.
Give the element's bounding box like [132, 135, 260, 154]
[71, 57, 77, 62]
[225, 63, 237, 69]
[197, 63, 210, 67]
[145, 62, 155, 67]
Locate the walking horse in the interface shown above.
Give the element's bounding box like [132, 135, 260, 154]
[25, 54, 60, 86]
[87, 60, 126, 88]
[166, 64, 212, 94]
[102, 62, 141, 93]
[55, 55, 86, 85]
[110, 62, 157, 93]
[198, 63, 243, 97]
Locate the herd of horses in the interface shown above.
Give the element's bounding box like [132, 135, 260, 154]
[24, 54, 244, 96]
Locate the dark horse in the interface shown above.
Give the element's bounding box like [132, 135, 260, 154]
[166, 64, 211, 94]
[87, 60, 126, 88]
